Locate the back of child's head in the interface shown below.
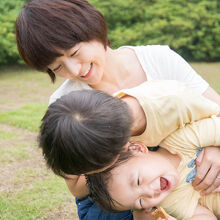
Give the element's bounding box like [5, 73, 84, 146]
[39, 89, 132, 176]
[15, 0, 109, 82]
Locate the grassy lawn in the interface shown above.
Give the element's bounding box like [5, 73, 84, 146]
[191, 62, 220, 93]
[0, 66, 77, 219]
[0, 63, 219, 219]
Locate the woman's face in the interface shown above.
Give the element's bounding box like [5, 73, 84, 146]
[107, 150, 179, 212]
[48, 40, 106, 85]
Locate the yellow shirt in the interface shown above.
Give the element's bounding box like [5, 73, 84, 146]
[115, 80, 220, 219]
[160, 117, 220, 219]
[114, 80, 220, 146]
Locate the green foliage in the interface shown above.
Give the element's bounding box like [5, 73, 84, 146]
[0, 0, 24, 65]
[0, 103, 48, 132]
[90, 0, 220, 61]
[0, 0, 219, 65]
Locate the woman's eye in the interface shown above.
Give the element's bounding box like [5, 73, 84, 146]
[53, 65, 61, 72]
[71, 49, 79, 57]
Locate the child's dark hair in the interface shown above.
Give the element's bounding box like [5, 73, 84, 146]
[15, 0, 109, 82]
[86, 146, 160, 213]
[39, 90, 132, 176]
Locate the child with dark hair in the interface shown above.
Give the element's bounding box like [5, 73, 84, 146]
[39, 80, 219, 176]
[87, 117, 220, 220]
[40, 89, 132, 176]
[39, 80, 219, 219]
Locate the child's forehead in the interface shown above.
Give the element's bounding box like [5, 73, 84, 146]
[110, 155, 140, 177]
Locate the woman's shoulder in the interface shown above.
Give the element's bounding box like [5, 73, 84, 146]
[120, 44, 171, 54]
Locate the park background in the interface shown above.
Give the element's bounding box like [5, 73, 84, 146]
[0, 0, 219, 219]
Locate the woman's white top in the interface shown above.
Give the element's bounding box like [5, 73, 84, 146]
[49, 45, 209, 105]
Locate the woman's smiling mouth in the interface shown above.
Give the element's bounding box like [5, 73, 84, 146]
[81, 63, 93, 78]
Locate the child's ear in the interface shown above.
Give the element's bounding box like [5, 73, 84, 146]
[128, 142, 148, 154]
[122, 142, 130, 152]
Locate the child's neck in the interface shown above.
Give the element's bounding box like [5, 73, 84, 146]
[158, 147, 181, 169]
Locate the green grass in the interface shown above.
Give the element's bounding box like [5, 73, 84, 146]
[0, 176, 72, 220]
[191, 62, 220, 93]
[0, 103, 48, 132]
[0, 143, 30, 162]
[13, 168, 50, 185]
[0, 66, 76, 219]
[0, 129, 18, 140]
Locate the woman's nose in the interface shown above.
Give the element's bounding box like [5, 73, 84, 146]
[64, 58, 81, 77]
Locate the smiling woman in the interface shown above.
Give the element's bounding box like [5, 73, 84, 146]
[47, 41, 106, 85]
[15, 0, 109, 83]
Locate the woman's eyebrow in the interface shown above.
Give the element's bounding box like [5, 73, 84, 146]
[53, 64, 61, 71]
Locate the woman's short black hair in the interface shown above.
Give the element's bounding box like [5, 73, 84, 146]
[39, 89, 132, 176]
[15, 0, 110, 82]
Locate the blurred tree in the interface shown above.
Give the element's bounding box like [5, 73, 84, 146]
[0, 0, 24, 65]
[0, 0, 219, 66]
[90, 0, 220, 61]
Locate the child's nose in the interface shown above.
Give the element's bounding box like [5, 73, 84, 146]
[142, 183, 161, 199]
[141, 186, 156, 198]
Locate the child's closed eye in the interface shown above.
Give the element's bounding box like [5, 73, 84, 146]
[139, 198, 143, 209]
[137, 177, 140, 185]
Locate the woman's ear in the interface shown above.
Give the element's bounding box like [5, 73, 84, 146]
[128, 142, 148, 154]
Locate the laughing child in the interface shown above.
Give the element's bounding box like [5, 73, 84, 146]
[87, 116, 220, 220]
